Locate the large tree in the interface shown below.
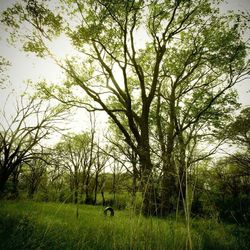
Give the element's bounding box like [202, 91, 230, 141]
[2, 0, 249, 215]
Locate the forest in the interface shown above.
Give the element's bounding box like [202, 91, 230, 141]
[0, 0, 250, 249]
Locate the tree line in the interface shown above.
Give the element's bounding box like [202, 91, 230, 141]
[0, 0, 249, 223]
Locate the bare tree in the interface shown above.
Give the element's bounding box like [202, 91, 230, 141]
[0, 96, 66, 195]
[24, 157, 48, 198]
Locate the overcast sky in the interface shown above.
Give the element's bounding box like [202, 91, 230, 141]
[0, 0, 249, 135]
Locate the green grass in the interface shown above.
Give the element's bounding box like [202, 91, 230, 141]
[0, 200, 249, 250]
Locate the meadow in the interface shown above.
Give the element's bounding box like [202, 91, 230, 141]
[0, 200, 249, 250]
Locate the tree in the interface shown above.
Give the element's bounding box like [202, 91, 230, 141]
[154, 86, 240, 208]
[53, 132, 93, 204]
[205, 158, 250, 224]
[2, 0, 249, 215]
[225, 107, 250, 149]
[92, 141, 109, 205]
[105, 126, 140, 204]
[221, 107, 250, 185]
[193, 108, 250, 224]
[0, 96, 66, 195]
[23, 157, 48, 199]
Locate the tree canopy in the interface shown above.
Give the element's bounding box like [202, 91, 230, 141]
[1, 0, 250, 215]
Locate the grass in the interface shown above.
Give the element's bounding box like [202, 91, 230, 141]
[0, 200, 249, 250]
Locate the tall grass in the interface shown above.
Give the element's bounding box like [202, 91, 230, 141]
[0, 200, 249, 249]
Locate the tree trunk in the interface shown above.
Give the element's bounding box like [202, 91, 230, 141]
[28, 179, 37, 199]
[9, 170, 19, 199]
[160, 89, 177, 216]
[0, 171, 9, 195]
[74, 174, 79, 204]
[177, 133, 187, 210]
[138, 144, 155, 216]
[161, 155, 176, 216]
[0, 163, 19, 195]
[112, 166, 116, 201]
[101, 190, 105, 206]
[93, 172, 98, 205]
[131, 164, 137, 207]
[85, 171, 92, 204]
[138, 110, 156, 216]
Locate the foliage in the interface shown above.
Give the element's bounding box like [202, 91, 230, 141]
[224, 107, 250, 149]
[0, 56, 10, 88]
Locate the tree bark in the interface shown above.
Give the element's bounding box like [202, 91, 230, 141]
[160, 89, 177, 216]
[138, 142, 155, 215]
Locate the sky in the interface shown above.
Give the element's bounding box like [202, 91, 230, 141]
[0, 0, 250, 139]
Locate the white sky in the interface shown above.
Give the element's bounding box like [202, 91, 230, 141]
[0, 0, 249, 138]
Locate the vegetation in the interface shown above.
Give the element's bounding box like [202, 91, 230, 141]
[0, 200, 249, 250]
[0, 0, 249, 249]
[0, 96, 66, 196]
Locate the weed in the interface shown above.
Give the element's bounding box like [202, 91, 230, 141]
[0, 200, 249, 249]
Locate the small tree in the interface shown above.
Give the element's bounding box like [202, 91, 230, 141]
[93, 142, 109, 205]
[24, 157, 48, 199]
[53, 132, 94, 204]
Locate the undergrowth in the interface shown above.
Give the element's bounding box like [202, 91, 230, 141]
[0, 200, 249, 249]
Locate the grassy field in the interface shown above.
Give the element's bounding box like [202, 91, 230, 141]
[0, 200, 249, 250]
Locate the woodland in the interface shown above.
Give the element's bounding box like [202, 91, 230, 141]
[0, 0, 250, 249]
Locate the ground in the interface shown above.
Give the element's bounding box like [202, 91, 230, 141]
[0, 200, 249, 250]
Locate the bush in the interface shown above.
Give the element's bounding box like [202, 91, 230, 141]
[0, 213, 42, 249]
